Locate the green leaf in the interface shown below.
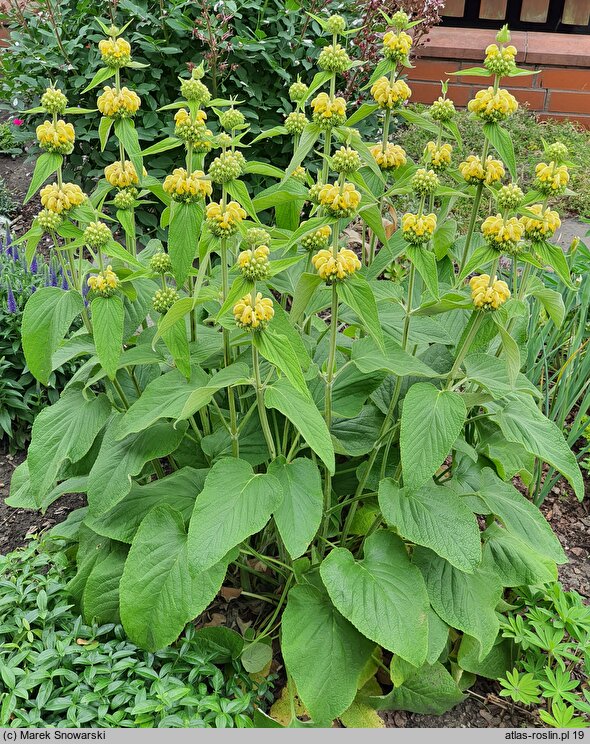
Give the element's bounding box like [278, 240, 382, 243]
[476, 468, 566, 563]
[167, 200, 203, 285]
[22, 288, 85, 384]
[351, 335, 440, 378]
[458, 244, 500, 281]
[24, 152, 63, 203]
[284, 122, 320, 178]
[114, 118, 143, 185]
[241, 643, 273, 673]
[83, 543, 127, 624]
[359, 202, 387, 245]
[264, 378, 335, 474]
[464, 353, 523, 398]
[483, 122, 516, 179]
[98, 116, 114, 151]
[268, 456, 323, 559]
[162, 317, 191, 379]
[529, 284, 565, 327]
[87, 417, 187, 516]
[482, 523, 557, 587]
[400, 383, 466, 490]
[488, 395, 584, 501]
[141, 136, 183, 157]
[406, 245, 439, 299]
[178, 363, 250, 421]
[188, 458, 283, 572]
[120, 505, 230, 651]
[432, 219, 457, 261]
[115, 366, 209, 438]
[91, 296, 124, 380]
[345, 102, 379, 127]
[281, 583, 374, 725]
[450, 66, 492, 77]
[535, 241, 574, 289]
[337, 273, 384, 349]
[28, 390, 111, 505]
[378, 481, 481, 572]
[225, 179, 258, 222]
[320, 531, 429, 666]
[492, 316, 521, 384]
[253, 178, 308, 212]
[458, 634, 514, 681]
[254, 327, 308, 398]
[85, 467, 206, 544]
[413, 547, 502, 659]
[370, 662, 464, 714]
[103, 238, 143, 268]
[81, 66, 115, 93]
[249, 127, 288, 145]
[290, 272, 323, 323]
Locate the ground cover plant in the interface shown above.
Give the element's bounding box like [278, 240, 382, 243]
[0, 539, 274, 728]
[8, 9, 587, 728]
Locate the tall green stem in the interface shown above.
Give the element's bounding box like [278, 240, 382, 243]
[252, 344, 276, 460]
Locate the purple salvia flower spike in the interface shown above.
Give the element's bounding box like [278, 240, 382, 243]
[7, 286, 17, 313]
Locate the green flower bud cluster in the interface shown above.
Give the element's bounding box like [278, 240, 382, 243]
[301, 225, 331, 251]
[497, 183, 524, 210]
[152, 287, 180, 314]
[332, 146, 361, 174]
[149, 252, 173, 275]
[41, 87, 68, 115]
[180, 77, 211, 105]
[411, 168, 439, 196]
[84, 221, 111, 248]
[285, 111, 309, 136]
[292, 166, 307, 183]
[37, 208, 62, 232]
[113, 188, 137, 210]
[220, 108, 245, 131]
[546, 141, 568, 164]
[326, 14, 346, 35]
[289, 81, 309, 103]
[318, 43, 351, 73]
[244, 227, 271, 249]
[391, 10, 410, 29]
[307, 182, 322, 204]
[430, 97, 456, 122]
[208, 151, 243, 184]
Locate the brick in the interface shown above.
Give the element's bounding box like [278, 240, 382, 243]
[409, 81, 473, 107]
[538, 113, 590, 129]
[525, 32, 590, 66]
[507, 87, 546, 109]
[422, 27, 527, 62]
[548, 90, 590, 114]
[410, 59, 459, 82]
[538, 67, 590, 91]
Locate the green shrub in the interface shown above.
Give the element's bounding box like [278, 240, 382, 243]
[0, 178, 17, 217]
[499, 583, 590, 728]
[10, 13, 586, 728]
[0, 540, 274, 728]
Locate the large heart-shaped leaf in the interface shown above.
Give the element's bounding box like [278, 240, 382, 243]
[281, 583, 374, 725]
[320, 531, 429, 666]
[370, 662, 464, 714]
[379, 480, 481, 572]
[481, 524, 557, 587]
[400, 383, 466, 490]
[120, 505, 230, 651]
[188, 458, 282, 572]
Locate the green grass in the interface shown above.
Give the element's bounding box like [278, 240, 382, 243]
[395, 105, 590, 222]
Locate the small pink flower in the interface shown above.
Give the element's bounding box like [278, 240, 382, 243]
[12, 118, 23, 126]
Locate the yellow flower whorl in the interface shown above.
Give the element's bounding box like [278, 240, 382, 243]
[40, 182, 86, 214]
[312, 248, 361, 283]
[163, 168, 212, 203]
[459, 154, 505, 185]
[104, 160, 140, 189]
[382, 30, 412, 61]
[370, 143, 407, 171]
[370, 77, 411, 109]
[520, 204, 561, 241]
[36, 120, 75, 154]
[98, 37, 131, 68]
[318, 182, 361, 218]
[402, 212, 437, 245]
[237, 244, 270, 281]
[425, 141, 452, 172]
[310, 92, 347, 129]
[97, 86, 140, 119]
[87, 265, 119, 297]
[206, 200, 247, 237]
[484, 43, 517, 76]
[233, 292, 274, 331]
[467, 87, 518, 123]
[535, 162, 569, 195]
[481, 214, 524, 254]
[470, 274, 511, 311]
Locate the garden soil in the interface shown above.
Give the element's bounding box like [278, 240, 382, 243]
[0, 447, 588, 728]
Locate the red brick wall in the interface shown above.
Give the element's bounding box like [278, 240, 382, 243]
[409, 27, 590, 128]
